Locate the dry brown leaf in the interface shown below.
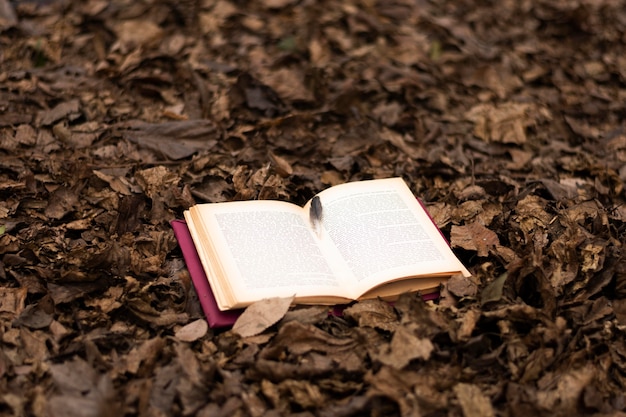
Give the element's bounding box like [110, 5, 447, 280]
[44, 186, 80, 220]
[175, 318, 209, 342]
[269, 320, 358, 356]
[480, 273, 508, 305]
[446, 273, 478, 298]
[268, 151, 293, 178]
[119, 119, 219, 160]
[0, 0, 17, 30]
[464, 64, 523, 99]
[282, 305, 328, 325]
[14, 124, 36, 146]
[450, 221, 499, 257]
[12, 303, 53, 329]
[614, 299, 626, 326]
[37, 99, 81, 126]
[0, 287, 27, 316]
[232, 73, 285, 116]
[580, 240, 607, 273]
[379, 127, 425, 159]
[465, 102, 550, 144]
[536, 365, 595, 411]
[320, 170, 344, 186]
[372, 101, 403, 126]
[343, 299, 398, 332]
[232, 296, 294, 338]
[257, 67, 314, 103]
[454, 383, 495, 417]
[111, 19, 164, 50]
[376, 325, 434, 369]
[455, 308, 481, 342]
[135, 166, 180, 199]
[262, 0, 298, 8]
[514, 195, 553, 234]
[121, 337, 167, 376]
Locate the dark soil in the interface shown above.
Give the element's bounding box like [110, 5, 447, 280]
[1, 0, 626, 416]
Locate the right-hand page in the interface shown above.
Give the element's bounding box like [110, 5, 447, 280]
[316, 178, 470, 297]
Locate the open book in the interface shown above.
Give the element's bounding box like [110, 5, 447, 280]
[181, 178, 470, 312]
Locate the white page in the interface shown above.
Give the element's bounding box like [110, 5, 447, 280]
[189, 201, 352, 308]
[310, 178, 469, 297]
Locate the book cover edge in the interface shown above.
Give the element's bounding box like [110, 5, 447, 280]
[170, 219, 242, 328]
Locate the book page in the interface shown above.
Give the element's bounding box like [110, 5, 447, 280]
[187, 201, 351, 309]
[310, 178, 469, 298]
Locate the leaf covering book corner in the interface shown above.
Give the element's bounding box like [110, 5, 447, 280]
[181, 177, 470, 312]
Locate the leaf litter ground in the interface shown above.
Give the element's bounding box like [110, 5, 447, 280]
[1, 0, 626, 415]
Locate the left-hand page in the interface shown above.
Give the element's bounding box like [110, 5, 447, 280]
[184, 201, 347, 310]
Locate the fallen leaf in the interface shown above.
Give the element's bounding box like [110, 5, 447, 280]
[44, 186, 79, 220]
[14, 124, 37, 146]
[282, 305, 328, 325]
[120, 337, 167, 376]
[135, 166, 180, 199]
[454, 383, 495, 417]
[175, 318, 208, 342]
[269, 320, 358, 356]
[343, 299, 398, 332]
[257, 67, 314, 103]
[455, 308, 481, 342]
[268, 151, 293, 178]
[536, 365, 594, 412]
[232, 73, 285, 117]
[93, 170, 133, 196]
[375, 325, 434, 369]
[149, 362, 181, 413]
[3, 0, 626, 414]
[0, 287, 27, 316]
[514, 195, 553, 235]
[465, 102, 549, 144]
[0, 0, 17, 31]
[232, 296, 294, 338]
[37, 99, 81, 126]
[480, 273, 508, 306]
[614, 299, 626, 326]
[580, 240, 607, 273]
[450, 221, 500, 257]
[111, 19, 164, 50]
[12, 303, 53, 329]
[446, 273, 478, 298]
[48, 357, 118, 417]
[117, 119, 219, 160]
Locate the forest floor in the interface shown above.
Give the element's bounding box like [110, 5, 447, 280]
[1, 0, 626, 416]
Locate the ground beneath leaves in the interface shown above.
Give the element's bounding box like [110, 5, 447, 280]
[1, 0, 626, 416]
